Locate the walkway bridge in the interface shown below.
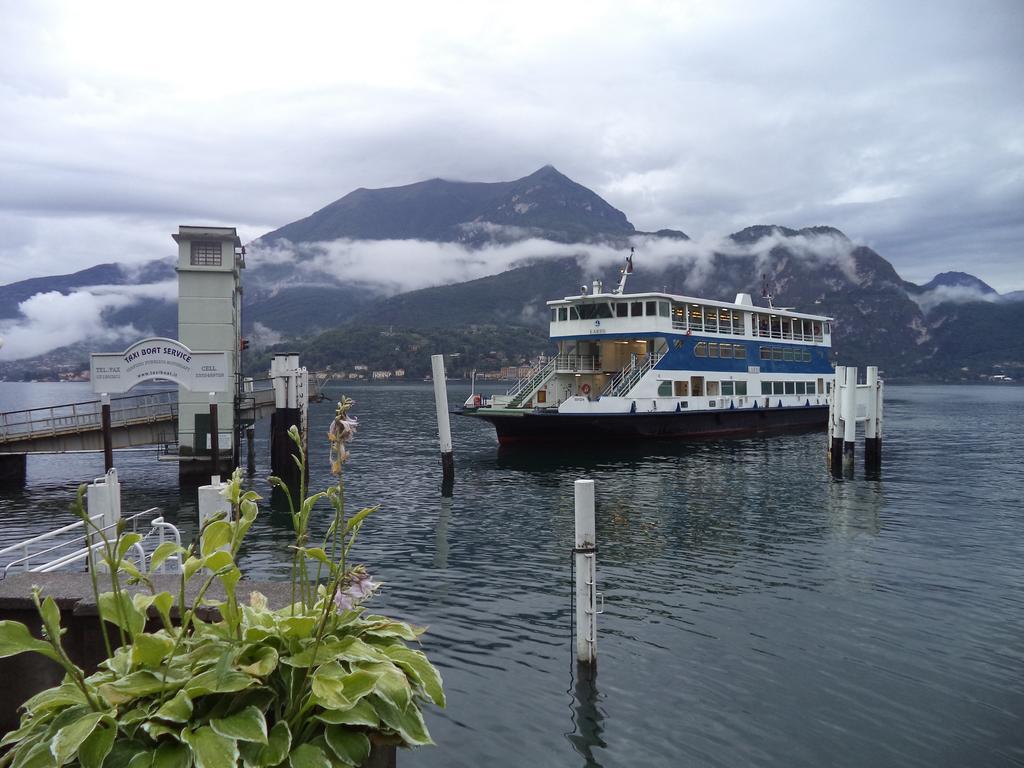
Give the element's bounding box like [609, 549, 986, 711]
[0, 384, 278, 455]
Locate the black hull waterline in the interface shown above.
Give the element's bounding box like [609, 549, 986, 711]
[461, 404, 829, 444]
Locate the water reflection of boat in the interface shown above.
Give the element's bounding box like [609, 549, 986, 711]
[459, 251, 835, 444]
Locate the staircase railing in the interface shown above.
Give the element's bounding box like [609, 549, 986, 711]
[506, 357, 558, 408]
[601, 353, 664, 398]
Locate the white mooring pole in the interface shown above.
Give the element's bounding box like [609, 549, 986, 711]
[842, 365, 857, 473]
[574, 479, 598, 667]
[430, 354, 455, 493]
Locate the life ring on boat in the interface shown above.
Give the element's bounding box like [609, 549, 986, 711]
[580, 383, 591, 396]
[685, 329, 692, 336]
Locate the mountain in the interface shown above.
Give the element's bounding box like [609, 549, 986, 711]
[258, 165, 639, 247]
[2, 167, 1021, 384]
[914, 271, 998, 295]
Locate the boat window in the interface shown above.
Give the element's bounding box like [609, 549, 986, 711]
[795, 381, 806, 394]
[705, 308, 718, 333]
[570, 305, 580, 320]
[722, 381, 734, 396]
[694, 342, 706, 357]
[756, 314, 768, 337]
[689, 304, 703, 331]
[781, 318, 792, 339]
[807, 381, 816, 394]
[616, 303, 629, 318]
[658, 381, 672, 397]
[719, 309, 731, 333]
[761, 381, 772, 395]
[736, 381, 748, 396]
[772, 348, 784, 361]
[674, 380, 689, 397]
[658, 301, 670, 317]
[735, 312, 747, 335]
[720, 344, 733, 359]
[760, 347, 771, 360]
[825, 322, 831, 334]
[558, 307, 568, 321]
[646, 300, 657, 316]
[773, 381, 785, 395]
[631, 301, 643, 316]
[551, 308, 558, 322]
[812, 321, 822, 340]
[784, 381, 795, 395]
[783, 348, 794, 362]
[708, 343, 719, 358]
[707, 381, 720, 396]
[673, 339, 683, 349]
[734, 345, 747, 359]
[803, 350, 812, 362]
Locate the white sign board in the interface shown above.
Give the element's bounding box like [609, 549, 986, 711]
[90, 337, 230, 394]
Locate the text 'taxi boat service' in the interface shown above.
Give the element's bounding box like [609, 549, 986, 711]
[460, 252, 835, 444]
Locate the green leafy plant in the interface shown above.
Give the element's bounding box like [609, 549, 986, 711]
[0, 398, 444, 768]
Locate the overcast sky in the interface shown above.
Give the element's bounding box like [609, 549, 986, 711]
[1, 0, 1021, 291]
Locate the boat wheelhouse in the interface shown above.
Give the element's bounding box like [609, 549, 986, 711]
[461, 255, 835, 444]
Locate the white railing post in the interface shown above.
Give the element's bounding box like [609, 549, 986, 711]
[842, 366, 857, 472]
[574, 479, 598, 667]
[431, 354, 455, 493]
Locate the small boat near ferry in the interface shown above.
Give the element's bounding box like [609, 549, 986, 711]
[459, 252, 835, 444]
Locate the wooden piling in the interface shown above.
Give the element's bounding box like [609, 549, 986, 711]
[574, 479, 598, 668]
[100, 393, 113, 472]
[209, 393, 220, 482]
[431, 354, 455, 494]
[246, 425, 256, 476]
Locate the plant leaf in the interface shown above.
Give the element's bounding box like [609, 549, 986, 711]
[211, 706, 267, 744]
[201, 522, 232, 556]
[368, 694, 433, 747]
[97, 592, 145, 637]
[242, 720, 290, 768]
[50, 711, 106, 766]
[116, 533, 143, 561]
[185, 669, 255, 697]
[154, 690, 193, 723]
[151, 742, 190, 768]
[323, 726, 369, 767]
[343, 506, 379, 535]
[314, 699, 380, 728]
[181, 727, 239, 768]
[287, 744, 330, 768]
[78, 718, 116, 768]
[237, 645, 278, 678]
[148, 542, 185, 574]
[0, 621, 61, 663]
[382, 646, 446, 707]
[130, 633, 174, 669]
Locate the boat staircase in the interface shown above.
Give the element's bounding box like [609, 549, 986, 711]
[506, 358, 558, 408]
[601, 353, 664, 398]
[0, 470, 182, 578]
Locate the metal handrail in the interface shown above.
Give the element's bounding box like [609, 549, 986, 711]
[602, 353, 664, 397]
[1, 507, 164, 577]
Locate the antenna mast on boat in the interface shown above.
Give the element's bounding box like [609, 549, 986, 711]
[761, 273, 776, 309]
[613, 247, 635, 295]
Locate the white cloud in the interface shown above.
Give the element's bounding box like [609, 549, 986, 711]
[0, 0, 1022, 293]
[0, 279, 175, 361]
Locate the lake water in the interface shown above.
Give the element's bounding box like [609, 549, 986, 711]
[1, 381, 1022, 767]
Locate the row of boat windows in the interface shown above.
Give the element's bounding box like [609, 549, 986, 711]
[551, 301, 829, 341]
[758, 346, 814, 362]
[552, 301, 671, 322]
[654, 379, 821, 397]
[691, 342, 748, 359]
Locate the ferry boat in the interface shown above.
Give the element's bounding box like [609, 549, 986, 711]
[460, 252, 834, 443]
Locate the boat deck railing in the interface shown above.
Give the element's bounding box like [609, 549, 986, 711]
[553, 354, 601, 373]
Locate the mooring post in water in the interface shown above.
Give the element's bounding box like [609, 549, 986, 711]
[198, 475, 231, 553]
[100, 393, 113, 472]
[574, 479, 599, 667]
[829, 367, 844, 475]
[269, 354, 306, 501]
[208, 392, 220, 481]
[246, 425, 256, 476]
[864, 366, 883, 472]
[431, 354, 455, 493]
[842, 366, 857, 473]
